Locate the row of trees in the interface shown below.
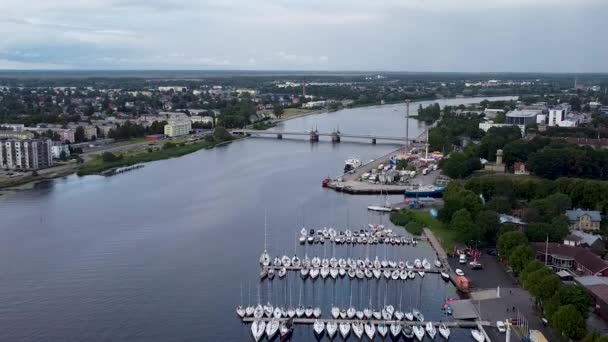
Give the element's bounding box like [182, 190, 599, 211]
[497, 232, 595, 340]
[106, 120, 166, 140]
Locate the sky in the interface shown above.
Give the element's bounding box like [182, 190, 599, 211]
[0, 0, 606, 72]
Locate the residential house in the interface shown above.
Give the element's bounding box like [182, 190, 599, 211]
[564, 230, 605, 256]
[533, 242, 608, 277]
[513, 162, 529, 175]
[566, 209, 602, 231]
[574, 276, 608, 322]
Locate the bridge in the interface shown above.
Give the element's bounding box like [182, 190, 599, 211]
[232, 129, 426, 145]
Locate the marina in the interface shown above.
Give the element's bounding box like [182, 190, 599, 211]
[241, 317, 490, 328]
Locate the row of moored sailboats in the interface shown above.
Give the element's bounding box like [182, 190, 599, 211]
[299, 227, 418, 246]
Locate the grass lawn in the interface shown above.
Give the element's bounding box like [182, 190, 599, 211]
[282, 108, 315, 118]
[391, 209, 458, 251]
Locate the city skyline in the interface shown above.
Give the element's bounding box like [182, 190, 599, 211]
[0, 0, 607, 72]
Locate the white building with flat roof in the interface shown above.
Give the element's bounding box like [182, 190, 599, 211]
[164, 120, 191, 137]
[0, 139, 53, 170]
[506, 109, 541, 126]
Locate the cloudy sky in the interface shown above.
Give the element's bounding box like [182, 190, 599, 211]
[0, 0, 606, 72]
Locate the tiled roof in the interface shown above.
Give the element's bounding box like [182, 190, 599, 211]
[533, 242, 608, 274]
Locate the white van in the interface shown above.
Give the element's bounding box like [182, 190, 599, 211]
[459, 254, 467, 264]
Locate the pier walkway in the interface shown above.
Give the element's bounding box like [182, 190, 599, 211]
[241, 317, 490, 328]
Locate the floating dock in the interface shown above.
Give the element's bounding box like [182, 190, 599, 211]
[242, 316, 490, 328]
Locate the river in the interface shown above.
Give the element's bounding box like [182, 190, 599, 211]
[0, 96, 515, 341]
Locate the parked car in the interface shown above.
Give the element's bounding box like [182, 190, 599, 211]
[496, 321, 506, 333]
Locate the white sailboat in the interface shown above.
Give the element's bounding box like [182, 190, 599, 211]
[300, 267, 309, 279]
[278, 267, 286, 278]
[471, 329, 485, 342]
[331, 306, 340, 319]
[305, 306, 313, 318]
[352, 322, 364, 339]
[236, 283, 246, 318]
[321, 266, 330, 279]
[266, 318, 279, 339]
[413, 309, 424, 322]
[403, 325, 414, 339]
[422, 258, 431, 270]
[364, 322, 376, 340]
[310, 267, 319, 279]
[313, 307, 322, 318]
[339, 322, 351, 339]
[368, 188, 393, 212]
[313, 320, 325, 337]
[412, 325, 425, 341]
[259, 213, 271, 267]
[326, 321, 338, 339]
[273, 307, 282, 319]
[251, 320, 266, 342]
[390, 323, 402, 338]
[426, 322, 437, 339]
[377, 322, 388, 338]
[438, 323, 450, 339]
[435, 259, 442, 268]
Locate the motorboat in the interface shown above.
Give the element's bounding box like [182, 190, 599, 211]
[426, 322, 436, 339]
[365, 269, 373, 278]
[404, 311, 414, 321]
[273, 257, 282, 267]
[313, 320, 325, 338]
[377, 323, 388, 338]
[348, 269, 356, 279]
[455, 268, 465, 276]
[300, 267, 309, 279]
[328, 228, 337, 237]
[344, 158, 362, 172]
[305, 306, 313, 318]
[435, 259, 442, 268]
[299, 235, 306, 244]
[471, 329, 485, 342]
[339, 322, 351, 339]
[295, 305, 305, 318]
[300, 227, 307, 236]
[390, 323, 402, 338]
[414, 259, 422, 269]
[330, 268, 338, 279]
[364, 322, 376, 340]
[320, 266, 330, 279]
[326, 321, 338, 339]
[310, 268, 320, 279]
[260, 250, 271, 267]
[331, 306, 340, 319]
[352, 322, 364, 339]
[347, 307, 356, 319]
[264, 303, 273, 317]
[254, 304, 264, 319]
[403, 325, 414, 339]
[266, 318, 279, 340]
[251, 320, 266, 342]
[391, 270, 400, 280]
[356, 269, 365, 279]
[313, 307, 322, 318]
[236, 305, 245, 318]
[412, 325, 425, 341]
[439, 323, 450, 339]
[422, 259, 431, 270]
[413, 308, 424, 321]
[441, 271, 450, 281]
[400, 270, 408, 280]
[408, 270, 416, 279]
[273, 307, 282, 319]
[278, 267, 287, 278]
[307, 235, 314, 243]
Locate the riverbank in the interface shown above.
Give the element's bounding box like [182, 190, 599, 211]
[391, 210, 457, 251]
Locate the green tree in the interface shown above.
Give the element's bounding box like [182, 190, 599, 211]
[101, 152, 121, 162]
[213, 126, 233, 142]
[485, 196, 512, 214]
[476, 210, 500, 243]
[520, 260, 545, 284]
[450, 209, 483, 244]
[524, 267, 553, 294]
[497, 231, 528, 259]
[508, 245, 535, 275]
[582, 331, 608, 342]
[552, 305, 586, 340]
[59, 150, 68, 161]
[441, 152, 481, 179]
[74, 126, 86, 143]
[273, 104, 284, 118]
[554, 285, 592, 318]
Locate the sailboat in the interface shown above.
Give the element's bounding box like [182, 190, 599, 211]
[305, 306, 313, 318]
[326, 321, 338, 339]
[347, 283, 356, 319]
[471, 329, 485, 342]
[390, 323, 402, 338]
[313, 307, 322, 318]
[352, 322, 364, 339]
[413, 309, 424, 322]
[259, 213, 271, 267]
[313, 320, 325, 338]
[422, 258, 431, 270]
[395, 285, 404, 321]
[412, 325, 425, 341]
[251, 320, 266, 342]
[339, 322, 351, 339]
[367, 188, 392, 212]
[236, 283, 246, 318]
[331, 306, 340, 319]
[266, 318, 280, 339]
[438, 323, 450, 339]
[377, 322, 388, 338]
[402, 324, 414, 339]
[426, 321, 437, 339]
[310, 267, 319, 279]
[321, 266, 330, 279]
[364, 322, 376, 340]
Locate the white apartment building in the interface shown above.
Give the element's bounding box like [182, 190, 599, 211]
[548, 108, 567, 127]
[164, 120, 192, 137]
[51, 144, 71, 159]
[0, 139, 53, 170]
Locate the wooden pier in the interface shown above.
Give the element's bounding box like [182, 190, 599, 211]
[262, 265, 446, 274]
[241, 316, 490, 328]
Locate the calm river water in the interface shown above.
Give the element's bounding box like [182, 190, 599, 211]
[0, 97, 515, 341]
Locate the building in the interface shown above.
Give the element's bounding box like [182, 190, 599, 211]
[574, 276, 608, 321]
[506, 109, 541, 126]
[0, 139, 53, 170]
[303, 100, 327, 109]
[483, 108, 505, 119]
[484, 149, 506, 172]
[190, 116, 214, 126]
[566, 209, 602, 231]
[158, 86, 187, 92]
[163, 120, 191, 137]
[479, 122, 526, 136]
[564, 230, 605, 256]
[533, 242, 608, 277]
[548, 107, 567, 127]
[50, 143, 70, 159]
[0, 130, 34, 139]
[513, 162, 529, 175]
[0, 123, 25, 132]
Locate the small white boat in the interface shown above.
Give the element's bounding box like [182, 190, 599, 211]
[406, 260, 414, 269]
[385, 305, 395, 317]
[348, 269, 356, 278]
[439, 323, 450, 339]
[471, 329, 485, 342]
[245, 306, 254, 317]
[367, 205, 392, 212]
[356, 310, 364, 320]
[292, 255, 301, 267]
[413, 308, 424, 321]
[414, 259, 422, 268]
[236, 305, 245, 318]
[305, 306, 313, 318]
[363, 308, 372, 319]
[435, 260, 442, 268]
[254, 305, 264, 319]
[356, 269, 365, 279]
[266, 318, 280, 339]
[278, 267, 287, 278]
[364, 322, 376, 340]
[260, 250, 271, 267]
[295, 305, 304, 318]
[299, 235, 306, 244]
[455, 268, 465, 276]
[418, 270, 425, 278]
[400, 270, 408, 280]
[390, 323, 402, 338]
[441, 271, 450, 281]
[383, 269, 391, 279]
[273, 307, 282, 318]
[339, 322, 351, 339]
[422, 258, 431, 270]
[391, 270, 400, 280]
[347, 307, 356, 319]
[408, 270, 416, 279]
[320, 266, 330, 279]
[377, 322, 388, 337]
[281, 255, 291, 267]
[339, 268, 347, 277]
[395, 310, 404, 321]
[352, 322, 364, 339]
[372, 310, 382, 320]
[373, 269, 382, 279]
[404, 311, 414, 321]
[331, 306, 340, 319]
[313, 307, 322, 318]
[287, 307, 295, 318]
[263, 303, 273, 317]
[365, 269, 373, 278]
[326, 321, 338, 339]
[413, 325, 425, 341]
[251, 320, 266, 342]
[313, 320, 325, 337]
[310, 268, 320, 279]
[426, 322, 436, 339]
[300, 267, 309, 279]
[339, 309, 347, 319]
